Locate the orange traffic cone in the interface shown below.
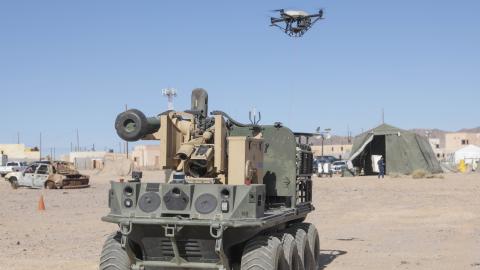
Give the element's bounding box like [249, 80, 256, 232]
[38, 195, 46, 211]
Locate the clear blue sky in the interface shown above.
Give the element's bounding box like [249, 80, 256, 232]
[1, 0, 479, 154]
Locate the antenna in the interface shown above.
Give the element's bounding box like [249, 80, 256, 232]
[249, 107, 262, 125]
[162, 88, 177, 110]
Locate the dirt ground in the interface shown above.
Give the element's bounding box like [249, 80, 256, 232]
[0, 172, 479, 270]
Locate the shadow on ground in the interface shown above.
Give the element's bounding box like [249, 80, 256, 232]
[318, 250, 347, 269]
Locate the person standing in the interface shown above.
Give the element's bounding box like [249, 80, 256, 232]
[473, 160, 478, 172]
[378, 156, 385, 179]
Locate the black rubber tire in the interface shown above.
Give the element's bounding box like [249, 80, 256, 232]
[9, 177, 18, 189]
[278, 232, 302, 270]
[99, 233, 132, 270]
[241, 234, 288, 270]
[298, 223, 320, 266]
[288, 225, 315, 270]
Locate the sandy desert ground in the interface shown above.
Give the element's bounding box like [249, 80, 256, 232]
[0, 171, 479, 270]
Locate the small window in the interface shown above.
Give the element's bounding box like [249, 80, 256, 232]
[25, 164, 38, 173]
[341, 147, 344, 151]
[437, 154, 440, 158]
[442, 154, 445, 158]
[461, 140, 469, 145]
[331, 147, 334, 151]
[436, 144, 440, 149]
[37, 165, 48, 175]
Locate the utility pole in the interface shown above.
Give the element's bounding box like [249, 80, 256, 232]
[17, 132, 20, 144]
[39, 132, 42, 161]
[76, 129, 80, 152]
[347, 124, 351, 144]
[381, 108, 385, 124]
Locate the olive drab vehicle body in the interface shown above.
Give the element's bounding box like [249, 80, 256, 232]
[101, 89, 319, 270]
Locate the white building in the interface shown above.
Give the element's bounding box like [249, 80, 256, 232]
[132, 145, 162, 169]
[454, 145, 480, 164]
[62, 151, 108, 170]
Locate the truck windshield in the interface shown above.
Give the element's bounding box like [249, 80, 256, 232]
[6, 162, 18, 166]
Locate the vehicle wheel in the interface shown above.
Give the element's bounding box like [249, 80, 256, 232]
[99, 232, 132, 270]
[297, 223, 320, 265]
[288, 225, 315, 270]
[241, 234, 288, 270]
[45, 181, 56, 189]
[9, 177, 19, 189]
[278, 232, 302, 270]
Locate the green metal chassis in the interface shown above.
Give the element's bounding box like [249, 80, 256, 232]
[102, 203, 314, 270]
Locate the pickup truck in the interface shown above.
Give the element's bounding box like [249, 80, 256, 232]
[0, 161, 28, 177]
[5, 161, 90, 189]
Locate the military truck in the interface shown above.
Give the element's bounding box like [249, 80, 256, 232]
[101, 89, 318, 270]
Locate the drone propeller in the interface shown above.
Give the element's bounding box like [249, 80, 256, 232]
[319, 9, 324, 17]
[308, 8, 325, 18]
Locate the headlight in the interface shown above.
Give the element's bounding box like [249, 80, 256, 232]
[124, 186, 134, 197]
[124, 198, 133, 208]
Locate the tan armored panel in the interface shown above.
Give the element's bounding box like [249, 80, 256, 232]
[214, 115, 227, 174]
[159, 115, 184, 169]
[227, 136, 264, 185]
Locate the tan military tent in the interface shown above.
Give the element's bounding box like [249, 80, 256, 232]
[349, 124, 442, 175]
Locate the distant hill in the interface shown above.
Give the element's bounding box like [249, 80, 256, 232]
[458, 127, 480, 133]
[410, 128, 447, 139]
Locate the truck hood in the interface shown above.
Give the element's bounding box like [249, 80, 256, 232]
[5, 172, 22, 179]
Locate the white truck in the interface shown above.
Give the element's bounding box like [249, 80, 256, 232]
[5, 161, 90, 189]
[0, 161, 28, 177]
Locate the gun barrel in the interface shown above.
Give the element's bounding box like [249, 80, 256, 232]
[115, 109, 160, 142]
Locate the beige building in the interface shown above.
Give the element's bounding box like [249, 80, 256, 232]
[62, 151, 108, 170]
[132, 145, 162, 169]
[0, 144, 40, 161]
[426, 132, 480, 161]
[311, 144, 352, 160]
[444, 132, 480, 153]
[428, 138, 447, 160]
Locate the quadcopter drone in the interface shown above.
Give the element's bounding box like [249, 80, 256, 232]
[270, 9, 324, 37]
